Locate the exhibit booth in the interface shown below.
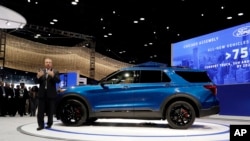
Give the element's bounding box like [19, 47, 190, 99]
[58, 71, 88, 88]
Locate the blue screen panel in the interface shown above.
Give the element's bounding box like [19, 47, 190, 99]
[67, 72, 78, 87]
[171, 22, 250, 85]
[58, 72, 78, 88]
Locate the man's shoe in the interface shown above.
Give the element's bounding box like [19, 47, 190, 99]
[37, 127, 44, 131]
[45, 126, 51, 129]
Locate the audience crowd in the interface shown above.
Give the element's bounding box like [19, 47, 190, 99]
[0, 81, 39, 117]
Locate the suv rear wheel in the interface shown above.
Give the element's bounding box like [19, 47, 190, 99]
[59, 99, 87, 126]
[166, 101, 195, 129]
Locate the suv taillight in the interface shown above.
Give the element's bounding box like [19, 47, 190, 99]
[204, 85, 217, 95]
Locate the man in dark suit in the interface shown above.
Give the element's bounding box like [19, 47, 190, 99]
[35, 57, 60, 131]
[17, 83, 29, 116]
[0, 81, 7, 116]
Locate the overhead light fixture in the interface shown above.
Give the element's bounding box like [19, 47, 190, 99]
[0, 5, 27, 29]
[6, 21, 11, 26]
[0, 18, 26, 29]
[133, 20, 138, 24]
[19, 23, 25, 28]
[139, 17, 145, 21]
[71, 1, 78, 5]
[238, 13, 244, 16]
[34, 34, 41, 38]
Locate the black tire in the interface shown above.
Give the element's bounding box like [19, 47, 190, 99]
[166, 101, 196, 129]
[59, 99, 87, 126]
[86, 117, 98, 123]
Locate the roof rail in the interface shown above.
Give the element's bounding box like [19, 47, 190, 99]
[133, 61, 167, 67]
[171, 66, 190, 68]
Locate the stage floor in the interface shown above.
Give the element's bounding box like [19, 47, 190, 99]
[19, 118, 230, 141]
[17, 115, 250, 141]
[1, 115, 249, 141]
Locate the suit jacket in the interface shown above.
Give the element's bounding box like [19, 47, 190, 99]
[17, 87, 29, 99]
[5, 87, 14, 99]
[34, 69, 60, 99]
[0, 86, 6, 99]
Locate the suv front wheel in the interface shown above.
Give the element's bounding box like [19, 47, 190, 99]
[59, 99, 87, 126]
[166, 101, 195, 129]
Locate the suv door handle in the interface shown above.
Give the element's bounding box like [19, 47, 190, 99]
[165, 83, 171, 87]
[123, 86, 129, 89]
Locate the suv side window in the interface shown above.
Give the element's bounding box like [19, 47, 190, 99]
[139, 70, 171, 83]
[175, 71, 212, 82]
[104, 70, 135, 84]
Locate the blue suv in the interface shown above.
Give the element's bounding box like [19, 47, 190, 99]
[55, 63, 219, 129]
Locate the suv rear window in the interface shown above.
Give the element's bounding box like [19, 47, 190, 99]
[139, 70, 171, 83]
[175, 71, 212, 83]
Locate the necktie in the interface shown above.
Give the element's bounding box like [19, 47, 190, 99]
[2, 86, 5, 97]
[45, 69, 48, 89]
[13, 88, 15, 97]
[46, 69, 48, 78]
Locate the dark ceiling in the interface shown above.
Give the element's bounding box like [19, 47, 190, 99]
[1, 0, 250, 65]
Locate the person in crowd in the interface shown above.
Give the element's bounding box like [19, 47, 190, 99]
[35, 57, 60, 131]
[14, 85, 20, 116]
[26, 86, 31, 115]
[10, 83, 18, 116]
[17, 83, 29, 117]
[4, 82, 14, 116]
[0, 81, 7, 116]
[29, 85, 39, 116]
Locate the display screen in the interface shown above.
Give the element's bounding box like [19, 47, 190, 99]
[171, 22, 250, 85]
[58, 72, 78, 88]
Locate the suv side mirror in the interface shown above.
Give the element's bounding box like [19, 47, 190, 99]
[100, 81, 108, 89]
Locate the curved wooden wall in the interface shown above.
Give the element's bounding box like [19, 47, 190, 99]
[5, 34, 131, 80]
